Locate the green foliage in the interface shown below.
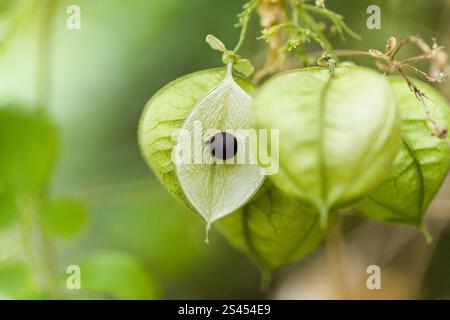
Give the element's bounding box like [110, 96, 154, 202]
[40, 198, 87, 237]
[0, 261, 40, 299]
[69, 251, 159, 300]
[0, 0, 12, 16]
[355, 77, 450, 227]
[0, 69, 163, 299]
[0, 107, 58, 197]
[86, 185, 217, 279]
[0, 189, 18, 229]
[218, 181, 325, 271]
[0, 106, 58, 232]
[252, 66, 401, 225]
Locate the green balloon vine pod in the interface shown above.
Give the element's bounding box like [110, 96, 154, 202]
[252, 66, 402, 226]
[355, 77, 450, 238]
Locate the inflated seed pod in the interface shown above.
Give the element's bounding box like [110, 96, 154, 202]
[355, 76, 450, 234]
[252, 66, 402, 225]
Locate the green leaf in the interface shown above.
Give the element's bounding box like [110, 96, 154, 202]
[0, 0, 13, 16]
[0, 261, 41, 299]
[70, 251, 159, 300]
[218, 182, 326, 271]
[138, 68, 254, 209]
[355, 77, 450, 227]
[40, 198, 87, 237]
[0, 187, 18, 230]
[174, 65, 264, 228]
[0, 107, 58, 196]
[252, 66, 401, 224]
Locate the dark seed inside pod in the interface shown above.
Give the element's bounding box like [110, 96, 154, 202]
[209, 132, 238, 160]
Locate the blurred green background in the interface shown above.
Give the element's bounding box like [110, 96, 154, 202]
[0, 0, 449, 299]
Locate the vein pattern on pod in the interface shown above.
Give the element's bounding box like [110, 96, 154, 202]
[252, 66, 402, 225]
[218, 181, 327, 271]
[175, 64, 265, 237]
[356, 77, 450, 235]
[138, 68, 254, 210]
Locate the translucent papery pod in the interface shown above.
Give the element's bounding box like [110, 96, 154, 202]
[174, 64, 265, 240]
[138, 68, 254, 208]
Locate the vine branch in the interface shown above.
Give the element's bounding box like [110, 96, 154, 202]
[233, 0, 260, 53]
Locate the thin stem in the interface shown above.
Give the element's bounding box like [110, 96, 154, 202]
[233, 20, 249, 53]
[401, 63, 445, 83]
[297, 6, 332, 51]
[290, 0, 299, 28]
[331, 49, 372, 57]
[402, 55, 435, 64]
[289, 1, 309, 66]
[233, 0, 259, 54]
[303, 3, 361, 40]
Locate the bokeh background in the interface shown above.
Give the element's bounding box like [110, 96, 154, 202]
[0, 0, 449, 299]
